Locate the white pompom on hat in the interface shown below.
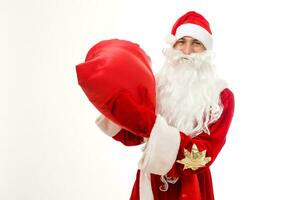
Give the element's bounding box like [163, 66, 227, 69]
[165, 11, 213, 50]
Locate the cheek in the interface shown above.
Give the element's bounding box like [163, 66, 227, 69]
[193, 46, 205, 53]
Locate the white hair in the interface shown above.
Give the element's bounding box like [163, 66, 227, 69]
[155, 48, 227, 137]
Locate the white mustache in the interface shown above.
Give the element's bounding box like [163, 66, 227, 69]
[163, 48, 215, 65]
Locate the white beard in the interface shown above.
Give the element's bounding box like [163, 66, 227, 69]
[155, 48, 227, 137]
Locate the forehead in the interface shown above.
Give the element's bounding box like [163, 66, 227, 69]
[177, 36, 201, 42]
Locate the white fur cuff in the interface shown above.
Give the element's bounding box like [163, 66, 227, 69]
[95, 115, 121, 137]
[138, 115, 180, 175]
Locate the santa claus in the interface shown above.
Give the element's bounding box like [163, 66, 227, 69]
[95, 11, 235, 200]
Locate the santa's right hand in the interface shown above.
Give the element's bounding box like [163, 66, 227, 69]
[106, 89, 156, 138]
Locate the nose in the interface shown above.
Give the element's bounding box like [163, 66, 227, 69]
[181, 43, 193, 55]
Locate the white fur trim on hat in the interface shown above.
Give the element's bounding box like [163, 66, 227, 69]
[165, 34, 177, 46]
[95, 115, 121, 137]
[175, 23, 213, 50]
[138, 114, 180, 175]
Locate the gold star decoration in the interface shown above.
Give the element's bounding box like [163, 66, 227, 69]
[176, 144, 211, 171]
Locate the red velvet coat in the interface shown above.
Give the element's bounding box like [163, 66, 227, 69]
[97, 88, 235, 200]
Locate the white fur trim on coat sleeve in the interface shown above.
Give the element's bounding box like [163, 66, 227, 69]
[95, 115, 121, 137]
[138, 114, 180, 175]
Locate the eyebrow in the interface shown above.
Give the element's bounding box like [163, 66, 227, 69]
[178, 37, 201, 43]
[192, 39, 201, 43]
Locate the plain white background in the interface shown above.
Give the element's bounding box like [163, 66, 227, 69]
[1, 0, 300, 199]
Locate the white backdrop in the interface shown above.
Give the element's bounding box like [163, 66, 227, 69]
[1, 0, 300, 199]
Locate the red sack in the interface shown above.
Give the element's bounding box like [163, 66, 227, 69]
[76, 39, 156, 137]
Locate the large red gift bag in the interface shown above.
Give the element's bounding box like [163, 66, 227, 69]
[76, 39, 156, 137]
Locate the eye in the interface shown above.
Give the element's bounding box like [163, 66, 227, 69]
[173, 40, 185, 48]
[176, 40, 185, 44]
[193, 41, 203, 46]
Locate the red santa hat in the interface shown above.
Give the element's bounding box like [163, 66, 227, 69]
[165, 11, 213, 50]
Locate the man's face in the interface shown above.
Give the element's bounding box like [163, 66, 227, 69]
[173, 36, 206, 55]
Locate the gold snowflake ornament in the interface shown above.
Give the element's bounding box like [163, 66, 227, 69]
[176, 144, 211, 171]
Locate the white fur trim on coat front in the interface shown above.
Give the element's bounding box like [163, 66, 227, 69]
[138, 114, 180, 175]
[139, 171, 154, 200]
[95, 115, 121, 137]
